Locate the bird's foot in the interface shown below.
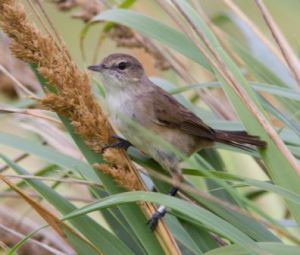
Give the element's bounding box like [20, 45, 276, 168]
[102, 135, 132, 152]
[147, 187, 178, 231]
[147, 205, 166, 231]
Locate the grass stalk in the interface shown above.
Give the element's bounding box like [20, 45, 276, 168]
[255, 0, 300, 87]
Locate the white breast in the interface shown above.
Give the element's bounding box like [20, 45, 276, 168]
[105, 91, 135, 131]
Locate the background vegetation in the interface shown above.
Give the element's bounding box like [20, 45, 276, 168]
[1, 0, 300, 254]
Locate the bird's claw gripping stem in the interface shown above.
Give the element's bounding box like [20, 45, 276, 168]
[102, 135, 132, 152]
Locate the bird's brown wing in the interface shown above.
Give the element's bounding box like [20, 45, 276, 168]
[152, 86, 215, 140]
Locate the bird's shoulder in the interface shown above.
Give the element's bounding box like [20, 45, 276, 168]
[147, 82, 215, 139]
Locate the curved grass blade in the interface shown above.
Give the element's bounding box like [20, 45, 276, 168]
[0, 132, 98, 181]
[7, 225, 49, 255]
[63, 191, 265, 254]
[164, 215, 207, 254]
[179, 220, 219, 253]
[203, 242, 300, 255]
[169, 81, 300, 101]
[183, 167, 300, 205]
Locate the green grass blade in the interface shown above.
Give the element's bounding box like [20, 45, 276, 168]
[7, 225, 49, 255]
[169, 81, 300, 101]
[228, 12, 298, 89]
[165, 215, 205, 254]
[179, 220, 219, 253]
[0, 132, 98, 181]
[63, 191, 264, 254]
[185, 167, 300, 204]
[203, 242, 300, 255]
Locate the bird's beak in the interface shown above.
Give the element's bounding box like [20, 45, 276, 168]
[87, 64, 103, 72]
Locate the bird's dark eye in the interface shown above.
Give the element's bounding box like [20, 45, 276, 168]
[117, 61, 127, 70]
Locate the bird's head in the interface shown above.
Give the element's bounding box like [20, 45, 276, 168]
[88, 53, 145, 90]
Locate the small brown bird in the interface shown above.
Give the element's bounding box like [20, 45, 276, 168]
[88, 53, 266, 229]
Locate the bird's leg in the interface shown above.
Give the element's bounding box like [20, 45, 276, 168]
[147, 186, 179, 231]
[147, 171, 182, 231]
[102, 134, 132, 152]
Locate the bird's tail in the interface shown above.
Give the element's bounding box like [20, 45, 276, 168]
[215, 130, 266, 151]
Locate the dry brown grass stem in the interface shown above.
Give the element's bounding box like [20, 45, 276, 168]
[0, 152, 28, 173]
[255, 0, 300, 88]
[191, 0, 246, 70]
[0, 64, 39, 98]
[223, 0, 283, 63]
[2, 174, 103, 188]
[33, 0, 72, 62]
[168, 0, 300, 175]
[0, 1, 180, 252]
[26, 0, 55, 43]
[0, 191, 94, 202]
[0, 223, 67, 255]
[0, 106, 60, 123]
